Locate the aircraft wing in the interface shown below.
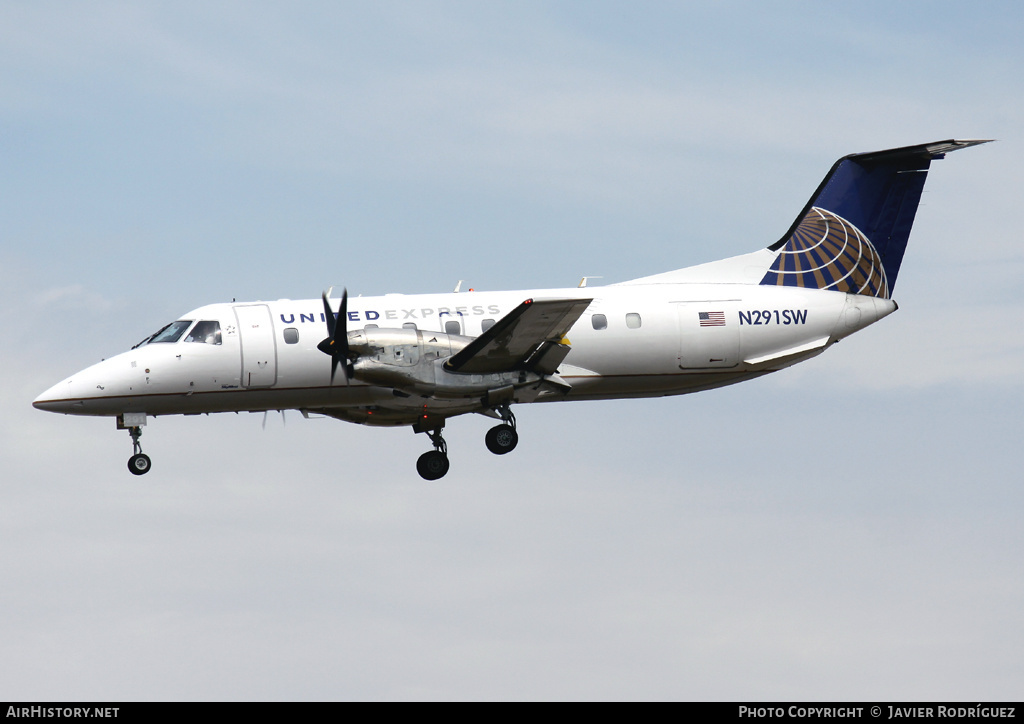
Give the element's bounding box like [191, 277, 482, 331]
[445, 297, 593, 375]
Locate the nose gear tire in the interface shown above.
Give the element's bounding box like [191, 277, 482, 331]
[128, 453, 152, 476]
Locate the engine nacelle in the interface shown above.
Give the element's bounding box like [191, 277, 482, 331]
[347, 327, 539, 398]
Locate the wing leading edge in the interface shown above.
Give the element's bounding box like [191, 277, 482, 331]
[445, 297, 593, 375]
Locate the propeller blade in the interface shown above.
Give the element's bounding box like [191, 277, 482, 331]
[317, 287, 351, 386]
[336, 288, 349, 360]
[322, 291, 336, 339]
[337, 289, 350, 386]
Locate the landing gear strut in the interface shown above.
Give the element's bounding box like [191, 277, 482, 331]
[416, 427, 450, 481]
[126, 426, 151, 476]
[485, 406, 518, 455]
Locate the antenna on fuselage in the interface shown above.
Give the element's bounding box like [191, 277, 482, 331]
[578, 276, 602, 288]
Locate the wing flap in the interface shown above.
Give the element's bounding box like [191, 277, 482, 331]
[445, 297, 592, 374]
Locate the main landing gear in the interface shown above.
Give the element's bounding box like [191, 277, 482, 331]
[127, 426, 151, 476]
[484, 407, 518, 455]
[416, 428, 450, 481]
[415, 406, 520, 481]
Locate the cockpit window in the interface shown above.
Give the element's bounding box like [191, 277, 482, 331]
[185, 320, 222, 345]
[146, 320, 193, 345]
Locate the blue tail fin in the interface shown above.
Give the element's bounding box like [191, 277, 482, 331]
[761, 139, 989, 298]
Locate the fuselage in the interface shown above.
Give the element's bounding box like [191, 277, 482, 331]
[32, 281, 896, 423]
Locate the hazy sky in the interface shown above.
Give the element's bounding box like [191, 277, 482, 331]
[2, 1, 1021, 700]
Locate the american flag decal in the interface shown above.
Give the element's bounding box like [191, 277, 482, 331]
[699, 311, 726, 327]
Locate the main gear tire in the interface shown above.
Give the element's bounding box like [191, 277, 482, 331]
[485, 424, 519, 455]
[417, 450, 450, 480]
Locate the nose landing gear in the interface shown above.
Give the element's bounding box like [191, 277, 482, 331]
[126, 426, 151, 476]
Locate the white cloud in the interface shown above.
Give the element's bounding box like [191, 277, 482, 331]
[32, 283, 116, 311]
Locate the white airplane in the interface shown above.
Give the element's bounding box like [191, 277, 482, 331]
[33, 139, 988, 479]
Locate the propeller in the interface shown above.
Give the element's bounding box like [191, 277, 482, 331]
[317, 288, 354, 384]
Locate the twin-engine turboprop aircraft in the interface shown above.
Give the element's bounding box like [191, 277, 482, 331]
[33, 139, 988, 479]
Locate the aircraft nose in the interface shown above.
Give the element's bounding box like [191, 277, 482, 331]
[33, 355, 135, 415]
[32, 378, 82, 414]
[32, 361, 110, 414]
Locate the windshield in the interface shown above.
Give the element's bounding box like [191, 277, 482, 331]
[184, 320, 222, 345]
[133, 320, 193, 348]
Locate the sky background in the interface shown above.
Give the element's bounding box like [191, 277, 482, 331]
[1, 0, 1022, 701]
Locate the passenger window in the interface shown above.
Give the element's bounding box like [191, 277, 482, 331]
[592, 314, 608, 330]
[481, 319, 495, 332]
[185, 321, 222, 345]
[626, 313, 642, 329]
[445, 320, 461, 335]
[283, 328, 299, 344]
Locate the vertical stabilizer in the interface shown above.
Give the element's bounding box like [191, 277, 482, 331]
[761, 139, 989, 298]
